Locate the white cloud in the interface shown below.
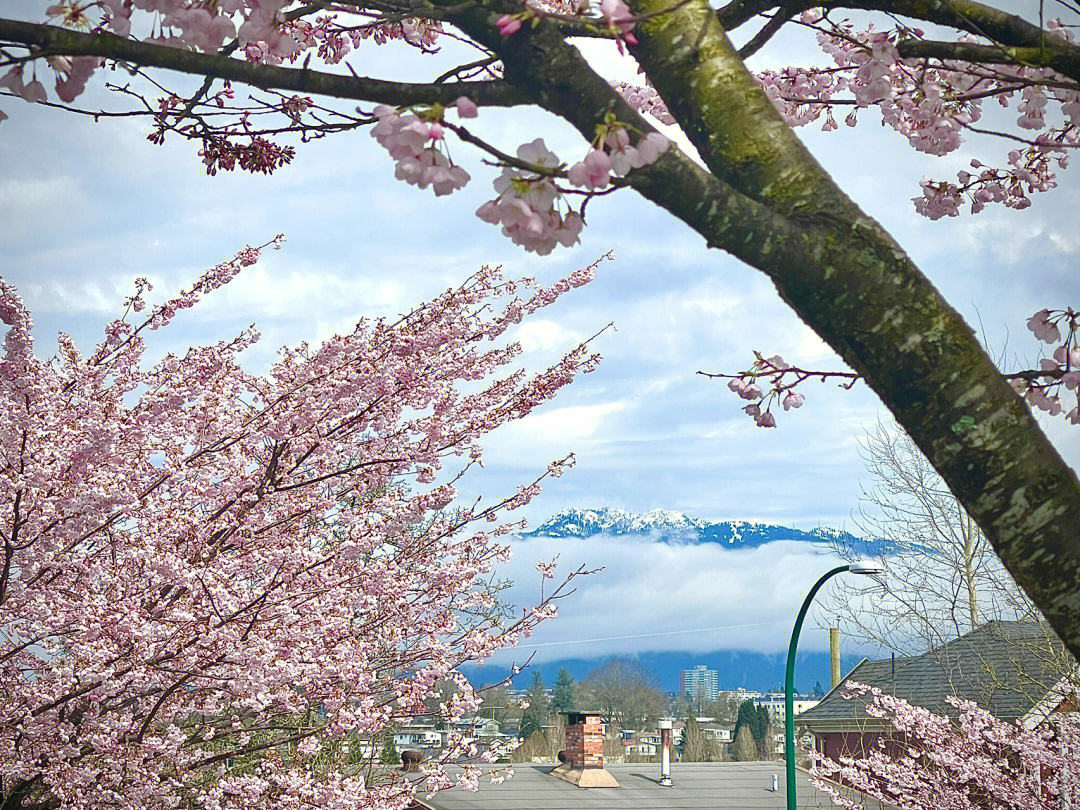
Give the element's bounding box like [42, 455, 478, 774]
[0, 175, 88, 241]
[514, 319, 583, 353]
[485, 401, 628, 465]
[489, 535, 846, 665]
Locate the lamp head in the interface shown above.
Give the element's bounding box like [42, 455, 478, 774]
[847, 560, 886, 576]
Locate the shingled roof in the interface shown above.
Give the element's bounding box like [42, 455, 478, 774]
[798, 621, 1071, 731]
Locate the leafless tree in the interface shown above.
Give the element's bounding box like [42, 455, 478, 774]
[731, 725, 758, 762]
[511, 714, 566, 762]
[820, 421, 1041, 652]
[680, 716, 719, 762]
[580, 659, 667, 734]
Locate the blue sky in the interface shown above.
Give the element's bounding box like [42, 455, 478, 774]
[2, 3, 1077, 663]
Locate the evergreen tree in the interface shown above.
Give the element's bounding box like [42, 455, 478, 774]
[379, 734, 399, 765]
[519, 671, 549, 740]
[732, 699, 758, 745]
[813, 681, 825, 698]
[552, 668, 576, 714]
[732, 700, 773, 758]
[753, 705, 773, 759]
[754, 705, 770, 741]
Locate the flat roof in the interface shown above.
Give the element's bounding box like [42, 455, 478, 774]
[414, 762, 880, 810]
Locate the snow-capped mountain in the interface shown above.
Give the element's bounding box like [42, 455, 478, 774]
[524, 507, 705, 538]
[524, 506, 878, 551]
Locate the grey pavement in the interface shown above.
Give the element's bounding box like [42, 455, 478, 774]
[415, 762, 880, 810]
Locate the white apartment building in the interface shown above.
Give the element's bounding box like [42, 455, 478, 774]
[680, 665, 719, 703]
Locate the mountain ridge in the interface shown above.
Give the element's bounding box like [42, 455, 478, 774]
[523, 506, 870, 550]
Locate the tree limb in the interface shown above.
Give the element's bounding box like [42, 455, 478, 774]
[627, 0, 1080, 661]
[718, 0, 1080, 85]
[897, 36, 1080, 84]
[738, 4, 798, 58]
[0, 17, 531, 108]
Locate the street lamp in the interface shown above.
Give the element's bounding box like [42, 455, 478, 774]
[784, 561, 884, 810]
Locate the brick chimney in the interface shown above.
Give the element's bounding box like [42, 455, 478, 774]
[551, 712, 618, 788]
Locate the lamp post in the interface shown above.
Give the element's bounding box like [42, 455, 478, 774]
[784, 561, 884, 810]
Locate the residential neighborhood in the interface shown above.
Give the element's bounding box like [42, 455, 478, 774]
[362, 619, 1077, 810]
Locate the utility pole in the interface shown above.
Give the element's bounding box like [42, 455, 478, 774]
[828, 628, 841, 689]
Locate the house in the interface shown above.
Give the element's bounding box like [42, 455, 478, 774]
[699, 722, 733, 744]
[797, 620, 1073, 760]
[454, 716, 504, 739]
[626, 730, 661, 756]
[752, 693, 820, 724]
[393, 721, 447, 752]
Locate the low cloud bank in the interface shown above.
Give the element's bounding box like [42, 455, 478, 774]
[487, 533, 845, 665]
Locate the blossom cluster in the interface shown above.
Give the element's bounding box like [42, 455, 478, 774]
[566, 128, 669, 189]
[0, 246, 603, 810]
[1014, 307, 1080, 423]
[723, 352, 812, 428]
[612, 81, 677, 125]
[496, 0, 637, 48]
[12, 0, 446, 114]
[812, 682, 1080, 810]
[371, 101, 475, 196]
[475, 127, 667, 254]
[756, 13, 1080, 217]
[476, 139, 584, 255]
[719, 307, 1079, 429]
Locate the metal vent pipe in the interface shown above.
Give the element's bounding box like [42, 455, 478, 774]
[658, 718, 673, 787]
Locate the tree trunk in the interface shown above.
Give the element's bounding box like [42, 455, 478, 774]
[449, 0, 1080, 660]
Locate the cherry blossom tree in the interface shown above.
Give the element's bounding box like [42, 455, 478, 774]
[1, 0, 1079, 666]
[0, 243, 604, 810]
[812, 682, 1080, 810]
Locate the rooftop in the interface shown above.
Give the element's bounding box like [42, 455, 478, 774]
[414, 763, 879, 810]
[799, 620, 1070, 728]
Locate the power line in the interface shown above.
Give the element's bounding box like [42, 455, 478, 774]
[515, 619, 787, 649]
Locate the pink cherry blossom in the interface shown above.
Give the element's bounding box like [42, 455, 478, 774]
[597, 0, 636, 47]
[0, 245, 603, 810]
[612, 82, 676, 125]
[455, 96, 478, 118]
[1028, 309, 1061, 343]
[476, 139, 586, 255]
[567, 149, 612, 189]
[782, 391, 805, 410]
[371, 105, 469, 196]
[813, 682, 1080, 810]
[497, 14, 522, 36]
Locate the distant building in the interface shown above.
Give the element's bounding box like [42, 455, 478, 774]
[681, 665, 719, 703]
[393, 721, 446, 752]
[718, 687, 762, 704]
[752, 693, 820, 724]
[699, 722, 733, 744]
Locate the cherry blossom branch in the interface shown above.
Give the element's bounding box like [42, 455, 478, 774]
[705, 307, 1079, 428]
[738, 4, 799, 58]
[0, 17, 530, 109]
